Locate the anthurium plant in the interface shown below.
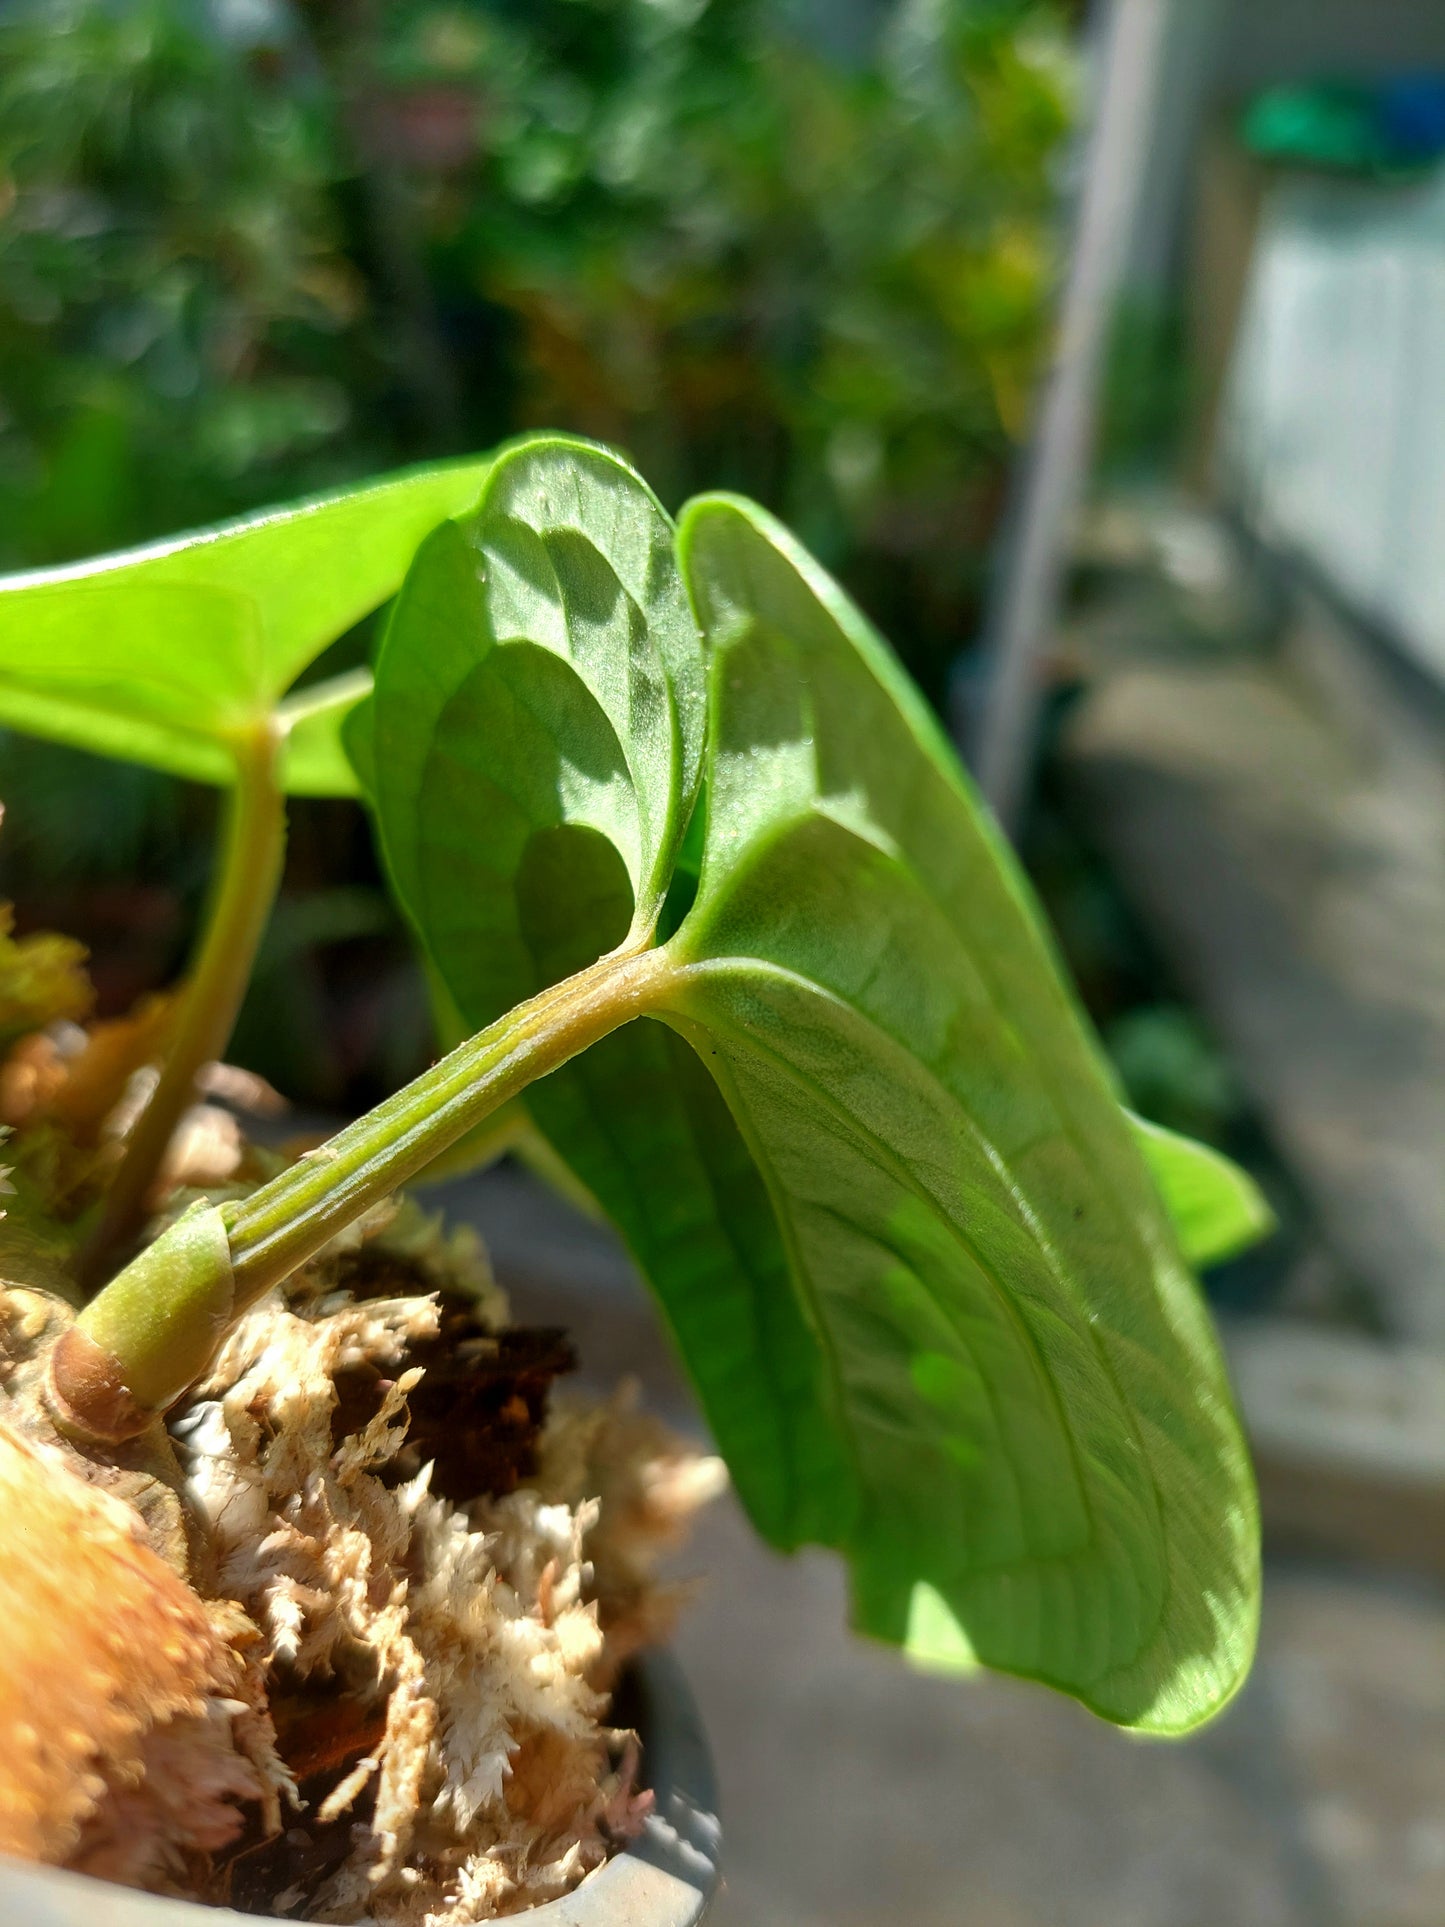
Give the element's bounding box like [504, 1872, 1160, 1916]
[6, 433, 1267, 1736]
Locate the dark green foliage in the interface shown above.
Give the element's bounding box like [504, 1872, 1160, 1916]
[0, 0, 367, 559]
[0, 0, 1071, 702]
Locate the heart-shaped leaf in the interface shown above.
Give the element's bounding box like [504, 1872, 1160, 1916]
[363, 451, 1261, 1733]
[0, 457, 491, 794]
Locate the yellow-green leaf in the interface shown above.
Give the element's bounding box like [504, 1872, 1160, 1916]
[0, 457, 491, 793]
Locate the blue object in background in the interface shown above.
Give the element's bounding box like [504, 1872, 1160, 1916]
[1378, 76, 1445, 165]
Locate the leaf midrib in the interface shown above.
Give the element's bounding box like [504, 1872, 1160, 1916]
[489, 511, 685, 933]
[652, 1017, 869, 1548]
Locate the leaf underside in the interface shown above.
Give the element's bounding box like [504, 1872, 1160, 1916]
[661, 497, 1258, 1729]
[0, 456, 492, 792]
[363, 438, 1261, 1734]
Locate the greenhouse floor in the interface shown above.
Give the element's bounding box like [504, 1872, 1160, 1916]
[438, 1161, 1445, 1927]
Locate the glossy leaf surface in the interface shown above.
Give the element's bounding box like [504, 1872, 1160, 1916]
[364, 446, 1261, 1733]
[0, 457, 491, 792]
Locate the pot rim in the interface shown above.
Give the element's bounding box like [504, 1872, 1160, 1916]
[0, 1647, 719, 1927]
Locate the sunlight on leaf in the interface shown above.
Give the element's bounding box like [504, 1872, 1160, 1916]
[657, 494, 1259, 1731]
[0, 457, 491, 792]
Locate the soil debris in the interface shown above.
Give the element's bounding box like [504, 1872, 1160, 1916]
[0, 1191, 722, 1922]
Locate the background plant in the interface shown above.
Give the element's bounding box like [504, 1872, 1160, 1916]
[0, 452, 492, 1274]
[0, 0, 1070, 686]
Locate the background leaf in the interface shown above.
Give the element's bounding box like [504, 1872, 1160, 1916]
[277, 669, 375, 798]
[1127, 1112, 1276, 1271]
[0, 456, 491, 791]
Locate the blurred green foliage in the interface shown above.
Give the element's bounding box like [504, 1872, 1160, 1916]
[0, 0, 1072, 692]
[433, 0, 1074, 699]
[1104, 1003, 1243, 1148]
[0, 0, 363, 557]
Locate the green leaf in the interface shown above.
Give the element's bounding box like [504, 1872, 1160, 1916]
[0, 456, 491, 793]
[367, 432, 704, 1014]
[363, 436, 850, 1552]
[654, 495, 1258, 1730]
[278, 668, 374, 798]
[1127, 1113, 1275, 1270]
[366, 458, 1260, 1734]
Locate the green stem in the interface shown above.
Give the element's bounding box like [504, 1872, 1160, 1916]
[59, 944, 670, 1437]
[77, 725, 288, 1292]
[224, 945, 667, 1307]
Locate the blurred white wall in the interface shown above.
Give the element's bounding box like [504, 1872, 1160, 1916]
[1220, 170, 1445, 686]
[1127, 0, 1445, 291]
